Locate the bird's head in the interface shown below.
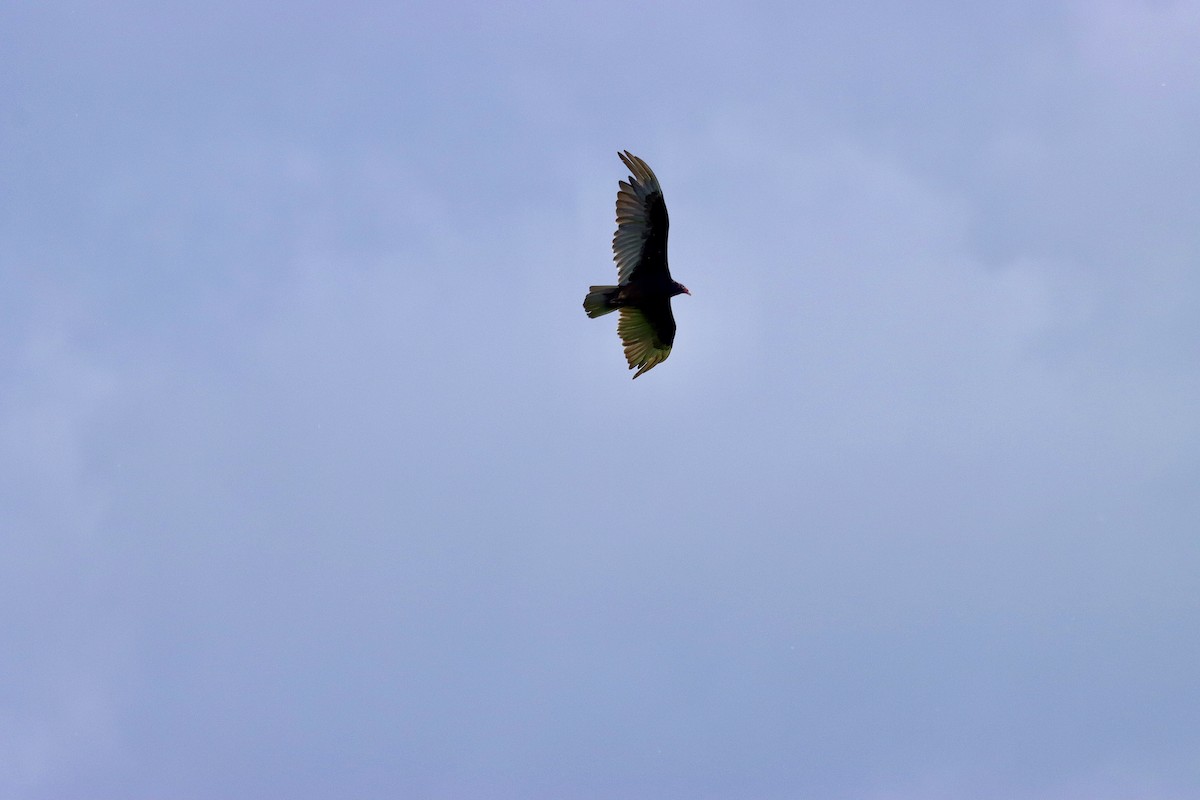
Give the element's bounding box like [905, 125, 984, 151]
[673, 282, 691, 297]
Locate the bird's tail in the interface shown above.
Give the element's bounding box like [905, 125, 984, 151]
[583, 285, 619, 318]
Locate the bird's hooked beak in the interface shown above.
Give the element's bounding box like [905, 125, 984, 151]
[682, 285, 691, 295]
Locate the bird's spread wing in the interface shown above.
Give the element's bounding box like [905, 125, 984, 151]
[617, 302, 676, 379]
[613, 151, 670, 285]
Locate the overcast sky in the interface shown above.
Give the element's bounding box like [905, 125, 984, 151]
[3, 2, 1199, 798]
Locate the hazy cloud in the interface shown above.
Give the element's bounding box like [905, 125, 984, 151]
[2, 2, 1197, 798]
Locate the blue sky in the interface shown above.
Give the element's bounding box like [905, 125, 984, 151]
[2, 1, 1199, 798]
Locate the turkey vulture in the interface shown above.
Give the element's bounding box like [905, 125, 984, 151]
[583, 151, 690, 378]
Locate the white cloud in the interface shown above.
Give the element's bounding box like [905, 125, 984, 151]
[0, 286, 126, 798]
[1072, 0, 1200, 89]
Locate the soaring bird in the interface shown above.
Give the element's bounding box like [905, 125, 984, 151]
[583, 151, 690, 378]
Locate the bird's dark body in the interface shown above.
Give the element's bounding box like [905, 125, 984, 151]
[614, 277, 671, 307]
[582, 152, 689, 378]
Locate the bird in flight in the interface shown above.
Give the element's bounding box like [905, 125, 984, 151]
[583, 151, 690, 378]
